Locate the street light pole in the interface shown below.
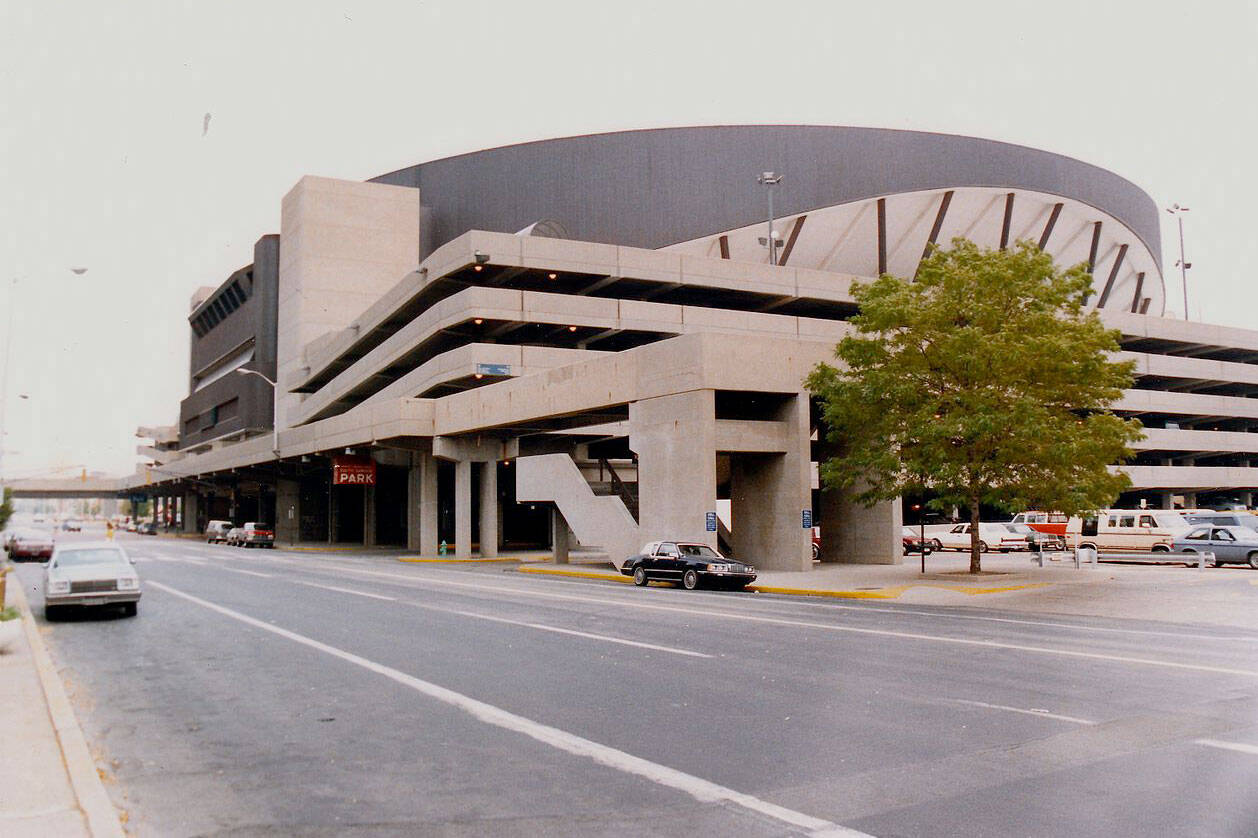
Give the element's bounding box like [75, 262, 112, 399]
[1166, 204, 1191, 319]
[756, 172, 783, 265]
[236, 368, 279, 455]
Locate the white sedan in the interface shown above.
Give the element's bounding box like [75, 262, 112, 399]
[930, 523, 1027, 553]
[43, 543, 141, 619]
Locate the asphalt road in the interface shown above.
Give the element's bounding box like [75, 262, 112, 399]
[14, 532, 1258, 837]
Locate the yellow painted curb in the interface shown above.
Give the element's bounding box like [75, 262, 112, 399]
[749, 585, 903, 599]
[517, 566, 632, 583]
[398, 556, 522, 564]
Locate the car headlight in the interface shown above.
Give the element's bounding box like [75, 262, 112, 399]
[47, 579, 70, 594]
[117, 577, 139, 591]
[706, 563, 731, 572]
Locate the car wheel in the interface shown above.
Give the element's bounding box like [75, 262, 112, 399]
[930, 539, 942, 551]
[1249, 552, 1258, 570]
[43, 605, 59, 621]
[122, 602, 138, 617]
[682, 569, 699, 590]
[1181, 548, 1198, 567]
[811, 543, 820, 561]
[1151, 544, 1170, 553]
[632, 566, 648, 586]
[978, 541, 989, 553]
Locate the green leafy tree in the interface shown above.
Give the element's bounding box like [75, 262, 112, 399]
[806, 239, 1144, 572]
[0, 487, 11, 531]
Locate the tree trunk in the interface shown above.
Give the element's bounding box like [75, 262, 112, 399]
[969, 496, 982, 573]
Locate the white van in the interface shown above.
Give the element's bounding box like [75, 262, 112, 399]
[1067, 509, 1192, 552]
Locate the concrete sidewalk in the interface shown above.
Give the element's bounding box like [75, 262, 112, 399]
[0, 568, 125, 837]
[517, 550, 1258, 631]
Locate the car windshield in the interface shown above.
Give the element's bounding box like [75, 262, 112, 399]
[54, 548, 129, 568]
[677, 544, 720, 558]
[1005, 524, 1033, 534]
[1154, 513, 1188, 529]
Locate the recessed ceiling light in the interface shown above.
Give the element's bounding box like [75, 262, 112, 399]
[547, 272, 557, 280]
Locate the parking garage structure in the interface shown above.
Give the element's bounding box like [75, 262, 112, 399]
[127, 125, 1258, 570]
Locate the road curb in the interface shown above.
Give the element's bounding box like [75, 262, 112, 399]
[399, 556, 524, 564]
[516, 565, 1051, 600]
[517, 566, 634, 583]
[11, 582, 125, 838]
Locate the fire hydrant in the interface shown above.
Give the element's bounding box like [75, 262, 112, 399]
[439, 540, 447, 556]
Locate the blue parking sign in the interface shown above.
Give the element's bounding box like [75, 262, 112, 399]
[705, 512, 717, 532]
[802, 509, 813, 529]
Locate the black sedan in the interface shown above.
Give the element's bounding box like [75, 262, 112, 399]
[620, 541, 757, 590]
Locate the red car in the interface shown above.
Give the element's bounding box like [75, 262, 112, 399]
[902, 526, 933, 555]
[6, 528, 55, 561]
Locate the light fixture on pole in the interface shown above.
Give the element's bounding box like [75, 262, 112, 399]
[1166, 204, 1191, 319]
[756, 171, 783, 265]
[235, 368, 280, 455]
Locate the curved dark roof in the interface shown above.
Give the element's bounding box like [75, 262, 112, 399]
[371, 125, 1161, 270]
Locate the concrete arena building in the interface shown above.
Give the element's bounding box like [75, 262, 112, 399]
[131, 125, 1258, 571]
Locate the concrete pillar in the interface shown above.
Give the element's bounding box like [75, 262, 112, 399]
[478, 461, 498, 557]
[1242, 490, 1253, 509]
[454, 459, 472, 558]
[276, 480, 299, 543]
[328, 487, 337, 543]
[630, 390, 717, 550]
[182, 493, 200, 534]
[1159, 491, 1174, 510]
[553, 508, 570, 564]
[407, 453, 439, 555]
[830, 490, 904, 564]
[1182, 492, 1198, 510]
[363, 485, 376, 547]
[727, 395, 812, 571]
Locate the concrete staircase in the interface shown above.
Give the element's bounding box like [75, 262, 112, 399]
[516, 453, 641, 569]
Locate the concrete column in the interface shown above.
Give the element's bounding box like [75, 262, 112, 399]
[363, 485, 377, 547]
[454, 459, 472, 558]
[727, 395, 813, 571]
[406, 453, 439, 555]
[1182, 492, 1198, 510]
[182, 493, 200, 534]
[328, 487, 337, 543]
[1242, 490, 1253, 509]
[1160, 491, 1175, 510]
[478, 461, 498, 557]
[553, 508, 570, 564]
[630, 390, 717, 550]
[276, 479, 299, 543]
[832, 490, 904, 565]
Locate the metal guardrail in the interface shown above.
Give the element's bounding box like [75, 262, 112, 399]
[1033, 547, 1213, 570]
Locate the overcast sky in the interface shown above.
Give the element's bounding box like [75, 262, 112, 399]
[2, 0, 1256, 478]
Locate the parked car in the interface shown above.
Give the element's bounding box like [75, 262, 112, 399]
[811, 527, 821, 561]
[620, 541, 757, 590]
[1173, 525, 1258, 568]
[230, 522, 275, 548]
[205, 520, 234, 544]
[930, 522, 1027, 553]
[1068, 509, 1191, 553]
[1182, 510, 1258, 533]
[43, 543, 141, 618]
[1009, 511, 1070, 538]
[1004, 523, 1066, 551]
[60, 520, 81, 532]
[6, 528, 55, 561]
[901, 526, 933, 555]
[136, 521, 158, 535]
[224, 526, 244, 546]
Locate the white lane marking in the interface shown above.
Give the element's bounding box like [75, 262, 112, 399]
[403, 600, 711, 659]
[289, 565, 1258, 679]
[1194, 738, 1258, 756]
[146, 581, 865, 838]
[220, 567, 273, 578]
[950, 699, 1096, 726]
[763, 599, 1258, 643]
[294, 580, 396, 601]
